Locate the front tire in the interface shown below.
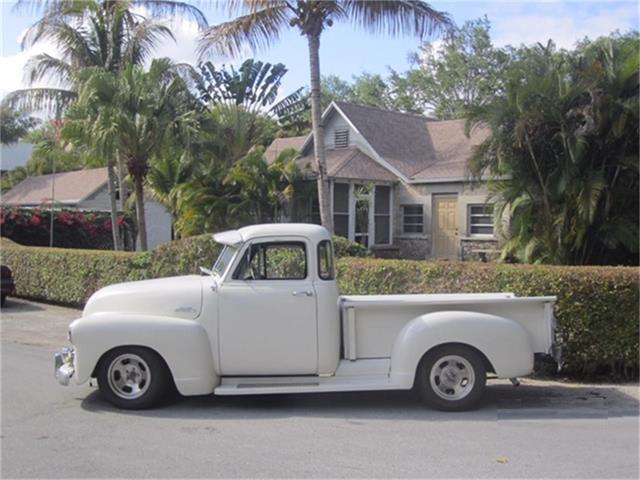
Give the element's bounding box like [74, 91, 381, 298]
[97, 347, 172, 409]
[416, 345, 486, 411]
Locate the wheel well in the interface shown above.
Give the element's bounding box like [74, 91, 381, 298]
[417, 342, 495, 376]
[91, 345, 175, 385]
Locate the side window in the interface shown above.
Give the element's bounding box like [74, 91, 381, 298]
[234, 242, 307, 280]
[317, 240, 335, 280]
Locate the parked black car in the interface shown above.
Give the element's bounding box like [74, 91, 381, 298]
[1, 265, 16, 307]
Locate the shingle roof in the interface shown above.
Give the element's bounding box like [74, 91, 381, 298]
[333, 102, 435, 178]
[297, 147, 396, 182]
[411, 120, 490, 180]
[264, 136, 307, 164]
[333, 102, 488, 181]
[264, 103, 489, 182]
[2, 168, 108, 206]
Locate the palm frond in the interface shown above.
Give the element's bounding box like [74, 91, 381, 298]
[197, 4, 290, 58]
[133, 0, 208, 29]
[123, 17, 175, 66]
[342, 0, 452, 39]
[1, 88, 76, 114]
[13, 0, 83, 15]
[23, 53, 73, 86]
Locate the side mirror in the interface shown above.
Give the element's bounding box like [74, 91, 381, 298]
[199, 266, 213, 276]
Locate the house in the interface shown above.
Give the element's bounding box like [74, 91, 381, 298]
[1, 167, 172, 250]
[265, 101, 497, 261]
[0, 142, 33, 176]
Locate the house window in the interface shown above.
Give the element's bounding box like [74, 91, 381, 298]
[374, 185, 391, 244]
[468, 204, 494, 235]
[333, 183, 349, 238]
[334, 129, 349, 149]
[403, 205, 424, 234]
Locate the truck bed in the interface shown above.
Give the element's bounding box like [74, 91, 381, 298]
[339, 293, 557, 360]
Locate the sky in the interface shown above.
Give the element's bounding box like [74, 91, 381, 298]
[0, 0, 638, 102]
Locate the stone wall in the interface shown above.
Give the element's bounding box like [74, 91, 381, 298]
[460, 237, 499, 262]
[394, 236, 430, 260]
[370, 246, 401, 259]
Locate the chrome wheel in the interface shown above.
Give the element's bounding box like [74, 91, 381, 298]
[429, 354, 475, 401]
[106, 353, 151, 400]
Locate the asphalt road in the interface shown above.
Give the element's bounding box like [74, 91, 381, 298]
[1, 297, 639, 478]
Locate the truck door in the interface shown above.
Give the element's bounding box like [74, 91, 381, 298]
[217, 239, 318, 375]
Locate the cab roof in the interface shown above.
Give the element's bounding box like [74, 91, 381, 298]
[213, 223, 331, 246]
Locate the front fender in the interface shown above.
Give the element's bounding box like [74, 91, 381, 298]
[389, 311, 533, 388]
[69, 312, 218, 396]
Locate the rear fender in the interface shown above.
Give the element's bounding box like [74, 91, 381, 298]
[389, 311, 533, 388]
[69, 312, 218, 396]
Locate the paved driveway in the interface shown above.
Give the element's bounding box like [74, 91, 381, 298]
[1, 298, 638, 478]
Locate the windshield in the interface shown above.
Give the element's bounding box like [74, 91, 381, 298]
[212, 245, 238, 277]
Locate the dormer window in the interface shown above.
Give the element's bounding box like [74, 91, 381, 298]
[334, 129, 349, 149]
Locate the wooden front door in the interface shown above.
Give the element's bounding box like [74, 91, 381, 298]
[432, 195, 458, 259]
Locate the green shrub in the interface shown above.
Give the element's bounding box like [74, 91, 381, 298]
[332, 235, 371, 257]
[2, 238, 637, 379]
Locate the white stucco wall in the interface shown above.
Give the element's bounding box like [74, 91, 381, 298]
[78, 184, 111, 210]
[140, 200, 172, 250]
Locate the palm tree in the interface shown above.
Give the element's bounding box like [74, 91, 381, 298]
[8, 0, 206, 113]
[5, 0, 207, 250]
[194, 58, 306, 116]
[224, 147, 300, 223]
[64, 58, 197, 250]
[198, 0, 451, 232]
[146, 148, 194, 232]
[467, 35, 638, 265]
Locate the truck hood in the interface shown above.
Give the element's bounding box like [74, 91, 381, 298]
[83, 275, 203, 320]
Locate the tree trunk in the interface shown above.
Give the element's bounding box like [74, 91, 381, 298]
[133, 172, 148, 251]
[307, 33, 333, 232]
[106, 161, 121, 251]
[117, 153, 128, 211]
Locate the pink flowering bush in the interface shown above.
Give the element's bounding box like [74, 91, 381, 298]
[0, 207, 134, 250]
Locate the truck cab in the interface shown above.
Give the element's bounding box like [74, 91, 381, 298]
[57, 223, 559, 411]
[203, 224, 340, 376]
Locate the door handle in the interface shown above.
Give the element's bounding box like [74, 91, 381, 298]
[292, 290, 313, 297]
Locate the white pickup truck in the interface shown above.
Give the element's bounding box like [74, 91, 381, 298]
[55, 224, 560, 411]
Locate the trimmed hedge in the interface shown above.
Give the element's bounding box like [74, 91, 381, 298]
[1, 237, 637, 379]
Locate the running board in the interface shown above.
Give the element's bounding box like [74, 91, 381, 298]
[214, 374, 402, 395]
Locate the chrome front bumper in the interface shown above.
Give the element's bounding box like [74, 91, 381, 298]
[54, 347, 75, 386]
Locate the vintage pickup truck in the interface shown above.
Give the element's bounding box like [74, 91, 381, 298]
[55, 224, 560, 411]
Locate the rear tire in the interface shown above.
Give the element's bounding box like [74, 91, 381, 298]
[97, 347, 172, 410]
[416, 345, 486, 411]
